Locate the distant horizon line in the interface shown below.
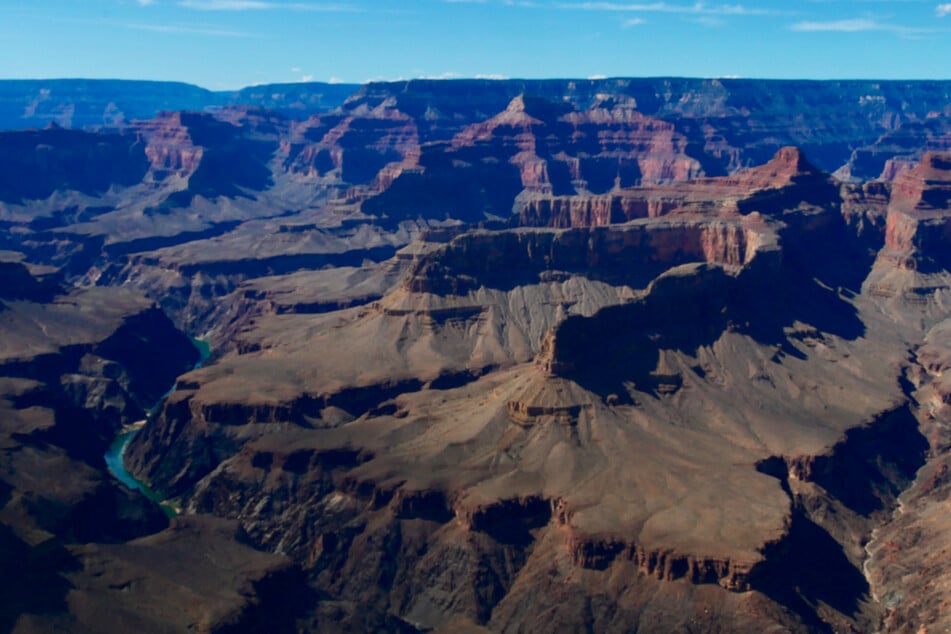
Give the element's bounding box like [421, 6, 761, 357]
[3, 75, 951, 93]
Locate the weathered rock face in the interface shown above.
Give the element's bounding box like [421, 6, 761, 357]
[284, 103, 419, 189]
[139, 109, 281, 199]
[869, 152, 951, 278]
[137, 111, 205, 180]
[517, 145, 839, 229]
[0, 126, 149, 203]
[403, 220, 764, 295]
[1, 79, 949, 339]
[53, 515, 310, 634]
[342, 77, 951, 177]
[0, 289, 199, 428]
[110, 147, 948, 632]
[6, 78, 951, 633]
[0, 263, 318, 634]
[842, 114, 951, 181]
[451, 93, 702, 192]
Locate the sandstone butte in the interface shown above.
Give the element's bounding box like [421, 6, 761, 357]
[1, 79, 951, 633]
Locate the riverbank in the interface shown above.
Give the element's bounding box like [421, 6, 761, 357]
[104, 337, 211, 518]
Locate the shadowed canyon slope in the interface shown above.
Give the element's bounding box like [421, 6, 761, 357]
[3, 79, 951, 632]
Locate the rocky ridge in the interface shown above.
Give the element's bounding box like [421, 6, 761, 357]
[3, 79, 951, 632]
[114, 147, 947, 631]
[0, 79, 359, 130]
[0, 259, 314, 633]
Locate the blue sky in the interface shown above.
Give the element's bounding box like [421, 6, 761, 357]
[2, 1, 951, 89]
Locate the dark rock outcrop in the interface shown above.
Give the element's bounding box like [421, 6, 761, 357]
[0, 126, 149, 203]
[5, 78, 951, 632]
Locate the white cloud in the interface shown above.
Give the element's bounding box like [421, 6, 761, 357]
[554, 2, 778, 15]
[290, 67, 301, 73]
[302, 74, 314, 82]
[118, 21, 259, 36]
[938, 3, 951, 16]
[179, 0, 357, 10]
[588, 74, 608, 79]
[328, 77, 344, 83]
[418, 72, 463, 79]
[474, 73, 509, 79]
[791, 18, 880, 31]
[180, 0, 269, 8]
[136, 0, 155, 5]
[790, 18, 935, 35]
[622, 16, 645, 26]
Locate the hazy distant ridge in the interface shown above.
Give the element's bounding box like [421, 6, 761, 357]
[0, 78, 361, 130]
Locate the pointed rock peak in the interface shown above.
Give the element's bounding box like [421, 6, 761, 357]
[503, 94, 573, 123]
[739, 146, 823, 189]
[767, 146, 818, 175]
[490, 94, 540, 125]
[505, 94, 527, 113]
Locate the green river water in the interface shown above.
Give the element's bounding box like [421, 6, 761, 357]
[104, 338, 211, 518]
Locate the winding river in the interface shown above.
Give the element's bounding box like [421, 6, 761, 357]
[104, 338, 211, 517]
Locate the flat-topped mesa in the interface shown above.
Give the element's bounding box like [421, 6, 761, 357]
[518, 147, 835, 229]
[562, 529, 763, 590]
[889, 151, 951, 213]
[879, 152, 951, 272]
[402, 219, 770, 295]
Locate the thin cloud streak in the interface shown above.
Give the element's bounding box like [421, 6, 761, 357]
[178, 0, 358, 11]
[790, 17, 938, 36]
[792, 17, 882, 30]
[938, 3, 951, 16]
[180, 0, 269, 8]
[552, 2, 782, 15]
[120, 21, 263, 36]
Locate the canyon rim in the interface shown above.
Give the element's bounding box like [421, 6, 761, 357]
[1, 77, 951, 632]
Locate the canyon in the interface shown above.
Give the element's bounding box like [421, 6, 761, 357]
[2, 78, 951, 632]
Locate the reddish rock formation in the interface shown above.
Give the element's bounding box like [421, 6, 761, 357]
[518, 146, 837, 229]
[877, 152, 951, 272]
[6, 79, 951, 633]
[136, 111, 205, 180]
